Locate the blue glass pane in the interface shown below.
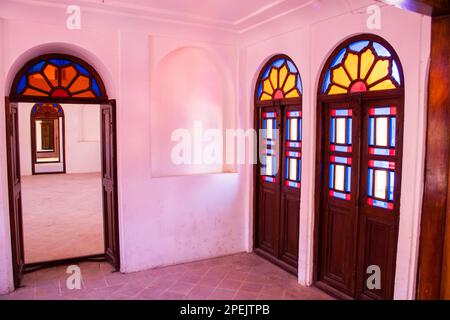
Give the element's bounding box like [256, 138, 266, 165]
[91, 78, 100, 97]
[369, 117, 375, 145]
[329, 164, 334, 189]
[298, 159, 302, 181]
[286, 119, 290, 140]
[298, 119, 302, 141]
[49, 59, 71, 67]
[373, 42, 391, 57]
[74, 63, 90, 76]
[28, 61, 46, 73]
[372, 199, 389, 209]
[273, 59, 285, 68]
[296, 75, 302, 94]
[390, 118, 396, 147]
[330, 118, 336, 143]
[347, 118, 352, 145]
[257, 82, 263, 98]
[368, 169, 374, 197]
[286, 60, 297, 73]
[391, 60, 401, 85]
[322, 70, 331, 93]
[346, 166, 351, 192]
[285, 158, 289, 179]
[16, 75, 27, 94]
[262, 66, 271, 79]
[389, 172, 395, 201]
[349, 40, 369, 52]
[331, 48, 346, 67]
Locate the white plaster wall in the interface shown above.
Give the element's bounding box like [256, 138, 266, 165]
[239, 2, 431, 300]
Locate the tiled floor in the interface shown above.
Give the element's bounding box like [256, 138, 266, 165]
[0, 253, 332, 300]
[21, 173, 104, 263]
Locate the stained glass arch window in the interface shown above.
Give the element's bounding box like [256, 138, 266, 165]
[321, 35, 403, 95]
[256, 55, 302, 102]
[10, 54, 107, 99]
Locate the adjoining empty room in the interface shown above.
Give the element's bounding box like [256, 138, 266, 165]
[19, 102, 104, 264]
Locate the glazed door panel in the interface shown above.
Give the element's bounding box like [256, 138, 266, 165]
[255, 103, 301, 274]
[5, 99, 25, 288]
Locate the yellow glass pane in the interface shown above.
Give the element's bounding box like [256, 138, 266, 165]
[28, 73, 51, 92]
[374, 170, 387, 199]
[360, 48, 375, 79]
[335, 165, 345, 191]
[260, 93, 272, 101]
[328, 85, 347, 95]
[344, 53, 358, 81]
[263, 79, 274, 95]
[375, 117, 388, 147]
[69, 75, 90, 93]
[332, 66, 351, 88]
[369, 79, 396, 91]
[289, 158, 297, 181]
[283, 74, 296, 93]
[23, 88, 48, 96]
[269, 68, 278, 89]
[285, 90, 300, 98]
[43, 64, 59, 87]
[72, 90, 96, 98]
[279, 65, 288, 88]
[367, 60, 389, 85]
[61, 66, 77, 87]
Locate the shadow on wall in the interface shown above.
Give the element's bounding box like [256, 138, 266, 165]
[150, 46, 234, 177]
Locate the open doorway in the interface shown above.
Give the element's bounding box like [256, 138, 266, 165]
[5, 53, 120, 288]
[20, 103, 103, 264]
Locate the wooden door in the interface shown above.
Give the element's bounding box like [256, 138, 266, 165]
[254, 102, 301, 274]
[318, 100, 359, 297]
[5, 99, 25, 287]
[101, 101, 120, 270]
[318, 97, 402, 300]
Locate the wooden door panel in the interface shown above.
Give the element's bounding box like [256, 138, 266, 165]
[5, 100, 25, 287]
[357, 217, 396, 300]
[101, 102, 120, 270]
[279, 193, 299, 268]
[257, 187, 278, 254]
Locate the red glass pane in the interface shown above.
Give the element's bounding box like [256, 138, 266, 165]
[350, 81, 367, 93]
[51, 88, 69, 97]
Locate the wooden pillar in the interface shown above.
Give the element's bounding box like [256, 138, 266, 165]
[417, 15, 450, 300]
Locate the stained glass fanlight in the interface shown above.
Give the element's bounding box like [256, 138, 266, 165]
[322, 40, 402, 95]
[11, 54, 106, 99]
[257, 56, 302, 101]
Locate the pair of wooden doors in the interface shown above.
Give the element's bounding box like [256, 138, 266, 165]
[5, 98, 120, 288]
[316, 94, 403, 300]
[254, 100, 302, 275]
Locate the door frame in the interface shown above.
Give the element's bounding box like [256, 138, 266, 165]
[4, 95, 120, 287]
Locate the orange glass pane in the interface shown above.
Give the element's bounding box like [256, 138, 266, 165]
[28, 73, 51, 92]
[72, 90, 95, 98]
[279, 65, 288, 88]
[283, 74, 296, 93]
[69, 75, 90, 93]
[328, 85, 347, 95]
[332, 66, 351, 88]
[360, 48, 375, 79]
[269, 68, 278, 89]
[367, 60, 390, 85]
[61, 66, 77, 87]
[344, 53, 358, 81]
[369, 79, 396, 91]
[43, 64, 59, 87]
[23, 88, 48, 96]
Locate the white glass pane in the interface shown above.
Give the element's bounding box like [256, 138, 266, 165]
[374, 170, 387, 199]
[266, 155, 272, 176]
[290, 118, 298, 141]
[335, 165, 345, 191]
[289, 158, 297, 181]
[336, 118, 346, 144]
[267, 119, 273, 140]
[376, 117, 388, 147]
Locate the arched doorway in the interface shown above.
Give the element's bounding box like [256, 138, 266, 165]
[314, 35, 405, 299]
[253, 54, 303, 274]
[5, 53, 119, 288]
[30, 103, 65, 174]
